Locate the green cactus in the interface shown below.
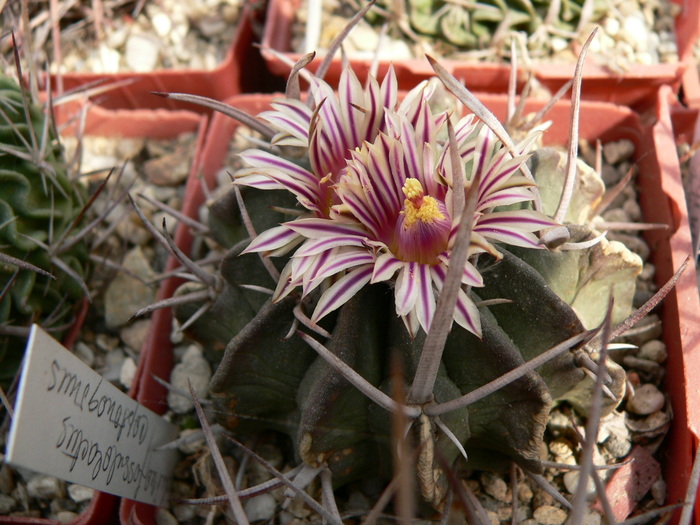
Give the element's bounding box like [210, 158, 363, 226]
[0, 73, 89, 387]
[369, 0, 607, 53]
[156, 65, 649, 511]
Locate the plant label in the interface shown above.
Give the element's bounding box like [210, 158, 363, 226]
[5, 324, 178, 507]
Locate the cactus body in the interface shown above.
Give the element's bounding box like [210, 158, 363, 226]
[172, 73, 641, 506]
[0, 74, 89, 386]
[175, 152, 637, 501]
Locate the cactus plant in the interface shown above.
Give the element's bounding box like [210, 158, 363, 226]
[355, 0, 608, 57]
[139, 57, 670, 516]
[0, 72, 90, 388]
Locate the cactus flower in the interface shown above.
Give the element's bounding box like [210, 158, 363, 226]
[243, 84, 557, 337]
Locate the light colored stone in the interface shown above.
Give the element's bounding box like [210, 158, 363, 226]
[167, 345, 212, 413]
[104, 247, 157, 328]
[627, 383, 665, 415]
[125, 32, 161, 72]
[73, 342, 95, 367]
[172, 504, 197, 522]
[97, 43, 121, 73]
[533, 505, 567, 525]
[120, 319, 151, 353]
[151, 12, 173, 38]
[603, 139, 635, 165]
[177, 428, 207, 455]
[155, 508, 179, 525]
[68, 484, 94, 503]
[102, 348, 126, 383]
[195, 15, 228, 37]
[244, 493, 277, 522]
[563, 470, 597, 498]
[26, 475, 65, 500]
[120, 357, 137, 389]
[583, 511, 602, 525]
[480, 471, 509, 502]
[638, 340, 667, 363]
[651, 479, 666, 505]
[54, 511, 78, 523]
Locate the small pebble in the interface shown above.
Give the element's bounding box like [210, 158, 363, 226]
[172, 504, 197, 522]
[548, 438, 575, 464]
[624, 314, 663, 346]
[26, 475, 65, 500]
[120, 319, 151, 353]
[518, 482, 534, 504]
[638, 340, 667, 363]
[651, 479, 666, 505]
[626, 383, 665, 415]
[533, 505, 567, 525]
[244, 493, 277, 522]
[622, 199, 642, 222]
[104, 247, 157, 328]
[54, 511, 78, 523]
[603, 139, 635, 165]
[73, 342, 95, 367]
[67, 484, 94, 504]
[120, 357, 137, 389]
[485, 510, 500, 525]
[604, 432, 632, 458]
[155, 508, 179, 525]
[480, 471, 509, 502]
[583, 511, 602, 525]
[167, 345, 212, 413]
[563, 470, 597, 498]
[125, 32, 161, 72]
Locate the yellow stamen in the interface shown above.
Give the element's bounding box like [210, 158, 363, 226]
[401, 178, 445, 229]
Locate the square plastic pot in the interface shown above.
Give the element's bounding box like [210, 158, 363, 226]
[122, 86, 699, 523]
[0, 102, 206, 525]
[36, 1, 271, 114]
[261, 0, 696, 108]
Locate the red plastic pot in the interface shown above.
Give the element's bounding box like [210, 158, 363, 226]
[261, 0, 696, 108]
[117, 95, 283, 525]
[0, 103, 206, 525]
[116, 90, 699, 523]
[37, 0, 271, 114]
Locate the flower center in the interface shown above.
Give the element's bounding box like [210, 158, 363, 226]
[401, 178, 446, 229]
[394, 178, 450, 264]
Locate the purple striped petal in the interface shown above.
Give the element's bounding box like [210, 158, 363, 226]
[242, 225, 300, 254]
[312, 248, 375, 285]
[454, 289, 481, 337]
[475, 210, 558, 231]
[285, 218, 367, 238]
[414, 264, 436, 334]
[395, 262, 419, 316]
[293, 235, 366, 257]
[234, 173, 284, 190]
[239, 150, 320, 189]
[371, 252, 403, 283]
[311, 265, 374, 322]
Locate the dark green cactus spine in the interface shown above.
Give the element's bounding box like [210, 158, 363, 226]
[0, 73, 89, 386]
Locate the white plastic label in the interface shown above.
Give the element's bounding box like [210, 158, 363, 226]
[5, 325, 178, 507]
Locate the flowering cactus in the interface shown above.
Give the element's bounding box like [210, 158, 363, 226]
[167, 66, 643, 508]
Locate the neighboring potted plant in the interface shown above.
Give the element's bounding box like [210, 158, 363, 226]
[0, 89, 206, 524]
[31, 1, 276, 114]
[124, 65, 700, 522]
[261, 0, 698, 108]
